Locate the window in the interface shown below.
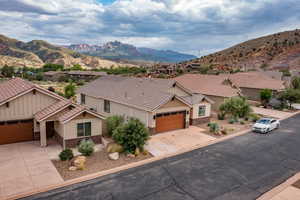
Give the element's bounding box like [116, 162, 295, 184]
[81, 94, 85, 104]
[77, 122, 91, 137]
[104, 100, 110, 113]
[198, 105, 206, 117]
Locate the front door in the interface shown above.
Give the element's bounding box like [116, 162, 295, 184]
[46, 121, 55, 138]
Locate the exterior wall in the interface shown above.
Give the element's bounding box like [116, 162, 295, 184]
[240, 88, 262, 101]
[83, 94, 150, 126]
[191, 102, 211, 119]
[0, 90, 58, 121]
[206, 95, 227, 111]
[63, 115, 102, 140]
[168, 85, 190, 97]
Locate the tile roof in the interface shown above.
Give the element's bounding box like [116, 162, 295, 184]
[0, 77, 35, 105]
[228, 72, 285, 90]
[77, 75, 178, 111]
[174, 74, 240, 98]
[35, 100, 72, 121]
[181, 94, 207, 105]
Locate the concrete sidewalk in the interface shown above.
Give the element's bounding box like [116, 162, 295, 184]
[252, 107, 293, 119]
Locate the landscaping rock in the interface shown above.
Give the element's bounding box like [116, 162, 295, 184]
[106, 143, 124, 153]
[126, 153, 135, 158]
[108, 152, 119, 160]
[69, 166, 77, 171]
[72, 156, 86, 170]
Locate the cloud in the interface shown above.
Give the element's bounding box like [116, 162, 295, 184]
[0, 0, 299, 55]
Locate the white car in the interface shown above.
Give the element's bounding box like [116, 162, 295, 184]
[252, 118, 280, 134]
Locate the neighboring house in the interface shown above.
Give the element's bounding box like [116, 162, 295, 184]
[228, 72, 285, 101]
[0, 78, 104, 148]
[175, 74, 241, 110]
[77, 76, 213, 134]
[44, 71, 107, 82]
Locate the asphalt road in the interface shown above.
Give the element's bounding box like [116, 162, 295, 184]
[24, 114, 300, 200]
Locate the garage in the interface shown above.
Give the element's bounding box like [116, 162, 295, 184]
[0, 120, 34, 145]
[155, 111, 185, 133]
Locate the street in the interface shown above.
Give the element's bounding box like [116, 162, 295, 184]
[23, 114, 300, 200]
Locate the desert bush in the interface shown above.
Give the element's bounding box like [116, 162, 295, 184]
[78, 139, 95, 156]
[278, 88, 300, 109]
[219, 97, 252, 119]
[112, 118, 149, 154]
[260, 89, 272, 107]
[217, 112, 225, 120]
[59, 149, 74, 161]
[106, 115, 125, 137]
[248, 113, 260, 122]
[208, 122, 220, 134]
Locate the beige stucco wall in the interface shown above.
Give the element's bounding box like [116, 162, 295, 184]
[63, 116, 102, 140]
[191, 102, 211, 119]
[83, 94, 150, 126]
[240, 88, 262, 101]
[206, 95, 227, 111]
[0, 90, 58, 121]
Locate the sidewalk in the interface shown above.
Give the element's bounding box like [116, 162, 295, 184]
[258, 173, 300, 200]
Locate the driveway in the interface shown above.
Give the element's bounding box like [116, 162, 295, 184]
[24, 114, 300, 200]
[252, 106, 293, 119]
[0, 142, 63, 199]
[145, 126, 216, 157]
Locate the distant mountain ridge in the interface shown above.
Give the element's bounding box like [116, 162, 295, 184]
[0, 34, 131, 68]
[65, 41, 197, 63]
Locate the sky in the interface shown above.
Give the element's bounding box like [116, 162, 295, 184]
[0, 0, 300, 56]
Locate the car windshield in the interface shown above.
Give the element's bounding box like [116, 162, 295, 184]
[257, 119, 271, 124]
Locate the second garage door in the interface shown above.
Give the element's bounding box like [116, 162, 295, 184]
[155, 111, 185, 133]
[0, 120, 34, 145]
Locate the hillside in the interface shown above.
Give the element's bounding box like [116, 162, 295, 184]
[183, 29, 300, 71]
[0, 35, 131, 69]
[65, 41, 196, 63]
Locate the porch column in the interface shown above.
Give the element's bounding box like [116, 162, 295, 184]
[40, 121, 47, 147]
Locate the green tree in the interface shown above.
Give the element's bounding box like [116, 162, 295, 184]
[64, 82, 76, 99]
[291, 77, 300, 89]
[219, 97, 252, 119]
[106, 115, 125, 136]
[42, 63, 64, 72]
[278, 89, 300, 109]
[69, 64, 83, 71]
[1, 65, 15, 77]
[112, 118, 150, 153]
[260, 89, 272, 107]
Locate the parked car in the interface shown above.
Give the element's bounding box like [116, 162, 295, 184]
[252, 118, 280, 134]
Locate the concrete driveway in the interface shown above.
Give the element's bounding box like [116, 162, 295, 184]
[0, 142, 63, 199]
[145, 126, 216, 157]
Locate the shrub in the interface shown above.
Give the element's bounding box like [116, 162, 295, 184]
[260, 89, 272, 107]
[78, 139, 95, 156]
[219, 97, 252, 119]
[59, 149, 74, 161]
[208, 122, 220, 134]
[112, 118, 149, 154]
[228, 118, 236, 124]
[278, 88, 300, 109]
[106, 115, 125, 137]
[240, 120, 245, 125]
[64, 82, 76, 99]
[249, 113, 260, 122]
[221, 128, 228, 135]
[291, 77, 300, 89]
[217, 112, 225, 120]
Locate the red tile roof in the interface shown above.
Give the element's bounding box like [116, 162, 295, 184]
[0, 78, 35, 105]
[35, 100, 72, 121]
[175, 74, 240, 98]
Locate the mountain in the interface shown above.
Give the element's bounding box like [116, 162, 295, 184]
[182, 29, 300, 71]
[65, 41, 196, 63]
[0, 35, 131, 69]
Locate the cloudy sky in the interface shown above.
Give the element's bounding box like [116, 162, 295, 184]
[0, 0, 300, 56]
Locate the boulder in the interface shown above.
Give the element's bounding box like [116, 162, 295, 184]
[126, 153, 135, 158]
[72, 156, 86, 170]
[108, 152, 119, 160]
[106, 143, 124, 153]
[69, 166, 77, 171]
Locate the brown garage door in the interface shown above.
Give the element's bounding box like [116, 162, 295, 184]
[155, 112, 185, 133]
[0, 120, 34, 145]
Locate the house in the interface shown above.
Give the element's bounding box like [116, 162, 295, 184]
[174, 74, 241, 110]
[77, 76, 213, 134]
[0, 78, 104, 148]
[44, 71, 107, 82]
[228, 72, 285, 101]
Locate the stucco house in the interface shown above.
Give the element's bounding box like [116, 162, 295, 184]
[175, 74, 241, 110]
[0, 78, 104, 148]
[228, 72, 285, 101]
[77, 76, 213, 134]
